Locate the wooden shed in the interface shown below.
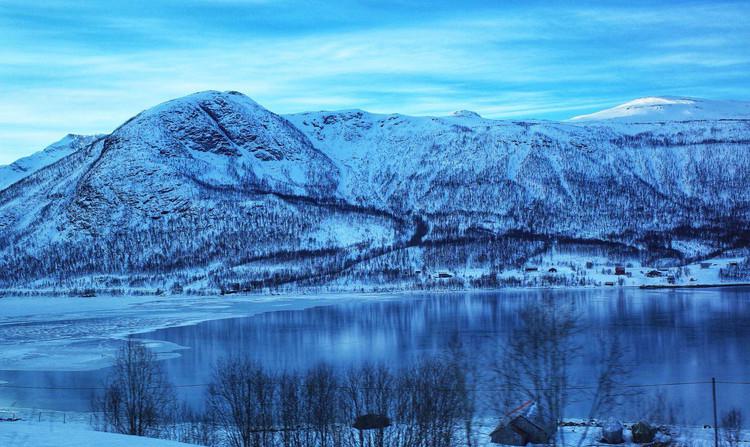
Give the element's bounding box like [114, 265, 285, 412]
[490, 401, 555, 445]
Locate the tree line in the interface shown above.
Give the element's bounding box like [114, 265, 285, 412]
[93, 340, 476, 447]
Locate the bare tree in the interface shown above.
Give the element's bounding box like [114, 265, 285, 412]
[394, 358, 466, 447]
[444, 337, 478, 447]
[278, 371, 303, 447]
[302, 364, 343, 447]
[575, 335, 634, 447]
[206, 359, 277, 447]
[721, 408, 743, 447]
[173, 403, 220, 446]
[93, 338, 175, 437]
[342, 363, 394, 447]
[646, 390, 684, 426]
[493, 298, 580, 446]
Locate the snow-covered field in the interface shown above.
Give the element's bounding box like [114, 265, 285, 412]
[1, 408, 747, 447]
[0, 408, 199, 447]
[487, 255, 750, 289]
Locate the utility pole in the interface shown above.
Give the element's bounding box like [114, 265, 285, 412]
[712, 377, 719, 447]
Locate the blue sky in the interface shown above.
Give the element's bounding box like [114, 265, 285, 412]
[1, 0, 749, 164]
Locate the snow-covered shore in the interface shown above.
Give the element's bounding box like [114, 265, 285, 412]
[491, 255, 750, 289]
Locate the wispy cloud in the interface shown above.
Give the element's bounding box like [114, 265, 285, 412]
[0, 1, 749, 163]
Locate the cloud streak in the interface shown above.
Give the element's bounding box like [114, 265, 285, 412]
[0, 1, 748, 163]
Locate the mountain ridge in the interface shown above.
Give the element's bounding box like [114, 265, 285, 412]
[0, 134, 102, 191]
[2, 91, 750, 293]
[3, 93, 750, 192]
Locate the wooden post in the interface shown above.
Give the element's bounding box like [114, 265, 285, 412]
[712, 377, 719, 447]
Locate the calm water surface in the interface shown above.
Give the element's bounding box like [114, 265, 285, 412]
[2, 288, 749, 423]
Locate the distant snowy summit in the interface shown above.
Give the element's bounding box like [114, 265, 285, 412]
[569, 96, 750, 123]
[451, 110, 482, 119]
[0, 134, 100, 190]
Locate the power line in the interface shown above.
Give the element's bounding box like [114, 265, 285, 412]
[716, 380, 750, 385]
[1, 379, 746, 392]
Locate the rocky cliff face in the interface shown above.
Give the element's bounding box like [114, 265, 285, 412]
[63, 91, 340, 233]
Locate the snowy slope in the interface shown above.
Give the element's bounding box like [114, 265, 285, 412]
[0, 134, 100, 191]
[286, 107, 750, 241]
[1, 92, 750, 292]
[569, 96, 750, 122]
[61, 90, 341, 233]
[0, 91, 402, 291]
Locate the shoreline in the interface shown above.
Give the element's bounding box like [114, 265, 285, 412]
[639, 282, 750, 289]
[4, 279, 750, 299]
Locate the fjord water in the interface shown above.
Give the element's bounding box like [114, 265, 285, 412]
[2, 288, 749, 423]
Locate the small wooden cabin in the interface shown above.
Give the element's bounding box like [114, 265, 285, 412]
[490, 401, 555, 446]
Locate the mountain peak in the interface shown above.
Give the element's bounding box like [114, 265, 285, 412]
[451, 110, 482, 119]
[569, 96, 750, 123]
[143, 90, 260, 117]
[115, 89, 311, 161]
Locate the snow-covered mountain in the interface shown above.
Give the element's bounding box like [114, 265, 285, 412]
[0, 134, 100, 191]
[286, 106, 750, 240]
[569, 96, 750, 123]
[1, 91, 749, 293]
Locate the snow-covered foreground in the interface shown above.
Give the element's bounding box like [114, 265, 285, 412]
[0, 408, 199, 447]
[1, 409, 747, 447]
[0, 292, 395, 371]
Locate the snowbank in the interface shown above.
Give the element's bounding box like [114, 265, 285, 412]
[0, 414, 198, 447]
